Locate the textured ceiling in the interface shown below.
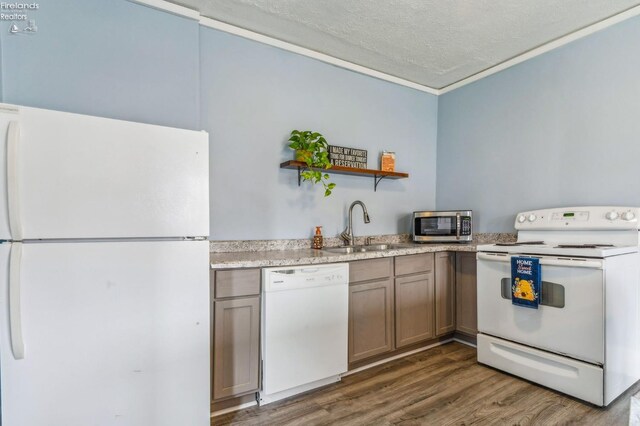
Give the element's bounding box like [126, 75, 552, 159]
[169, 0, 640, 89]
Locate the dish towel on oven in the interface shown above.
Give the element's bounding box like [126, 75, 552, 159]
[511, 256, 541, 309]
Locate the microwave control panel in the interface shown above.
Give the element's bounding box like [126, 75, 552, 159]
[460, 216, 472, 235]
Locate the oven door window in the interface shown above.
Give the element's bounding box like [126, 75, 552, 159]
[500, 278, 565, 308]
[415, 216, 457, 237]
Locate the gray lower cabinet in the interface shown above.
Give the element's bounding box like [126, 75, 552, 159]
[394, 253, 435, 348]
[211, 269, 261, 402]
[395, 272, 435, 347]
[348, 278, 395, 363]
[348, 258, 394, 364]
[435, 252, 456, 336]
[455, 251, 478, 336]
[350, 253, 457, 363]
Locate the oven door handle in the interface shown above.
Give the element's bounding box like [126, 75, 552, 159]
[456, 213, 461, 240]
[477, 253, 603, 269]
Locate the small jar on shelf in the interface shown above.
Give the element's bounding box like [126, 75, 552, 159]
[380, 151, 395, 172]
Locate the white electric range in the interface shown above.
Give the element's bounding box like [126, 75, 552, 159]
[476, 206, 640, 406]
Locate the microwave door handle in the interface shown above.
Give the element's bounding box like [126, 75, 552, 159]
[456, 213, 461, 240]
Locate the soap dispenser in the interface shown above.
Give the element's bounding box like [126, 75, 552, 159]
[312, 226, 324, 249]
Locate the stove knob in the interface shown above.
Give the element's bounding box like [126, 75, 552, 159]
[606, 211, 619, 221]
[622, 211, 636, 221]
[527, 214, 537, 222]
[517, 215, 526, 223]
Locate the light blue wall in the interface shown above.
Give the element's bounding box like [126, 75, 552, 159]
[0, 0, 200, 129]
[0, 1, 438, 241]
[437, 16, 640, 232]
[9, 0, 634, 239]
[200, 28, 438, 240]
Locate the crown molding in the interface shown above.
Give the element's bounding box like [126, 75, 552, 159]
[198, 17, 439, 95]
[128, 0, 438, 94]
[129, 0, 640, 96]
[128, 0, 200, 20]
[438, 4, 640, 94]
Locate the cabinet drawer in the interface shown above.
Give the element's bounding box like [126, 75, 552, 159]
[395, 253, 434, 276]
[349, 258, 393, 283]
[213, 269, 260, 298]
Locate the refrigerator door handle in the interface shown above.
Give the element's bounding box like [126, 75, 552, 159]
[9, 242, 24, 359]
[7, 121, 22, 240]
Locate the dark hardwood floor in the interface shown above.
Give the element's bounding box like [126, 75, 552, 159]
[213, 342, 639, 425]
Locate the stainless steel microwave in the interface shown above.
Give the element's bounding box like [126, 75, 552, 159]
[412, 210, 473, 243]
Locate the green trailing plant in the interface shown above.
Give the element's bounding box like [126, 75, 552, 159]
[287, 130, 336, 196]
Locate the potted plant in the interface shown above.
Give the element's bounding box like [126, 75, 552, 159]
[287, 130, 336, 196]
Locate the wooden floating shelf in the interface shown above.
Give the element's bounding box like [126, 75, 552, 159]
[280, 160, 409, 192]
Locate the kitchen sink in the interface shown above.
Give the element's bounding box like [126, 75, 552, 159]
[323, 244, 411, 254]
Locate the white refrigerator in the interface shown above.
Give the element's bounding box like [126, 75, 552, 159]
[0, 104, 211, 425]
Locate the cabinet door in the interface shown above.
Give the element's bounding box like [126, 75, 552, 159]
[456, 252, 478, 335]
[395, 272, 435, 348]
[213, 297, 260, 400]
[349, 279, 394, 363]
[435, 252, 456, 336]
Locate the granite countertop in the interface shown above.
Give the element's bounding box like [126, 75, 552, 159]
[210, 242, 480, 269]
[209, 233, 516, 269]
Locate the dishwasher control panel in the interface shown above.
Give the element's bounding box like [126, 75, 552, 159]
[263, 264, 348, 292]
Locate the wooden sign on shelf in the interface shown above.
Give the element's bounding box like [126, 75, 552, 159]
[328, 145, 368, 169]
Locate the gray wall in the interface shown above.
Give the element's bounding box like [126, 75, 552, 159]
[437, 15, 640, 232]
[6, 0, 636, 238]
[0, 0, 200, 129]
[200, 28, 438, 240]
[0, 0, 438, 240]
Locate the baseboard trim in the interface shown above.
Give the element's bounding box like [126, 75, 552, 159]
[343, 338, 454, 377]
[453, 337, 477, 348]
[211, 400, 257, 417]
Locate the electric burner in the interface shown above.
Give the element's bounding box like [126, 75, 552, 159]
[555, 244, 615, 249]
[495, 241, 545, 246]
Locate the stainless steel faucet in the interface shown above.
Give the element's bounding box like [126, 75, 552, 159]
[340, 200, 370, 246]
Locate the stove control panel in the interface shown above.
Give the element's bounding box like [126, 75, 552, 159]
[514, 206, 640, 230]
[551, 211, 589, 221]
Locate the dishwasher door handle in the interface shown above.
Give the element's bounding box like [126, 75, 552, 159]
[273, 268, 320, 275]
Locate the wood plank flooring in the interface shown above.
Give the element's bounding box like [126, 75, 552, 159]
[213, 342, 640, 425]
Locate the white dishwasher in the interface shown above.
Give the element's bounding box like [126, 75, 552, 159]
[260, 263, 349, 405]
